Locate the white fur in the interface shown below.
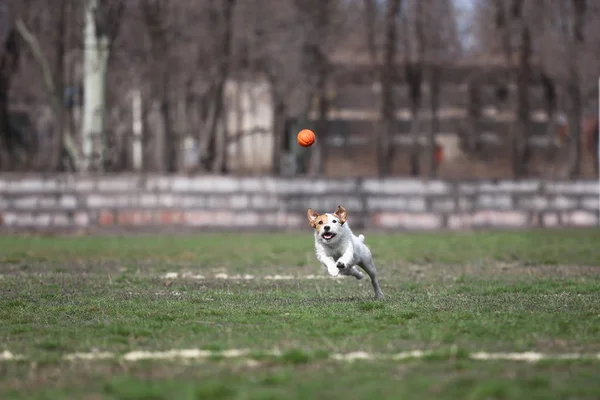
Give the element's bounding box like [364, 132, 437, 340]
[310, 211, 384, 299]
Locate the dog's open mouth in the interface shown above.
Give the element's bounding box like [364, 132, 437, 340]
[321, 232, 336, 240]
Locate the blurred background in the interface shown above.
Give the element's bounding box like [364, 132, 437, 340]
[0, 0, 598, 180]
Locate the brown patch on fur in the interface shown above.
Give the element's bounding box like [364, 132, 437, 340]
[308, 206, 348, 230]
[335, 206, 347, 224]
[307, 209, 331, 230]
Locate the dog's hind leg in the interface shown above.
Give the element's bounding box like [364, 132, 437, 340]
[359, 259, 384, 299]
[338, 265, 364, 280]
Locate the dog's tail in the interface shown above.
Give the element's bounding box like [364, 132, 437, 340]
[358, 234, 365, 243]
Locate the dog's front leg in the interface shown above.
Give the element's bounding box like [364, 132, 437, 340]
[321, 256, 340, 276]
[335, 243, 355, 271]
[315, 243, 340, 276]
[316, 252, 340, 276]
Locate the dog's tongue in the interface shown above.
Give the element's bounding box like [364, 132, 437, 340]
[323, 232, 333, 239]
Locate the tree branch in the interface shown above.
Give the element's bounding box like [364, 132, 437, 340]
[14, 18, 80, 170]
[363, 0, 380, 66]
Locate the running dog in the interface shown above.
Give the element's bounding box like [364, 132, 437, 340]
[307, 205, 384, 299]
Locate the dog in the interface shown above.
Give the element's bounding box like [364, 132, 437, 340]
[307, 205, 384, 299]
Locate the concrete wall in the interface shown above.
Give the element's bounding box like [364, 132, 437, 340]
[0, 174, 598, 233]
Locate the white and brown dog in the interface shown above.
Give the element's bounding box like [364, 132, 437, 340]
[307, 205, 384, 299]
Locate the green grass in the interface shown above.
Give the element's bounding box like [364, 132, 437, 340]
[1, 229, 599, 399]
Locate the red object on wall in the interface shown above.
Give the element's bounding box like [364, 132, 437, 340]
[434, 145, 444, 165]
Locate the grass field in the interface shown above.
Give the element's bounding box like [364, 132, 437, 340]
[1, 229, 600, 399]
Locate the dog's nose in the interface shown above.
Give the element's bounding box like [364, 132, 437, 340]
[324, 225, 330, 232]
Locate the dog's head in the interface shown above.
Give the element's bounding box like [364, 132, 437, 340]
[307, 205, 348, 243]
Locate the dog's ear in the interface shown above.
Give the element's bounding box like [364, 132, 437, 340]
[335, 205, 347, 224]
[307, 208, 319, 227]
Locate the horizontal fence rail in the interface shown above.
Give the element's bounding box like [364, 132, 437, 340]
[0, 175, 599, 232]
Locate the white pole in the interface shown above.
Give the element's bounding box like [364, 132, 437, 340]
[82, 0, 109, 172]
[132, 88, 143, 171]
[597, 77, 600, 225]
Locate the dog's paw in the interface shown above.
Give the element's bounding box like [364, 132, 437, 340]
[336, 262, 346, 270]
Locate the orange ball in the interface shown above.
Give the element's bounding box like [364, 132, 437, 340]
[297, 129, 316, 147]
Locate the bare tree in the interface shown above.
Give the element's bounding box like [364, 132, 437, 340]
[422, 0, 459, 178]
[294, 0, 335, 176]
[15, 0, 80, 171]
[464, 82, 482, 153]
[364, 0, 402, 177]
[561, 0, 586, 178]
[474, 0, 599, 178]
[404, 0, 424, 176]
[50, 0, 68, 171]
[513, 0, 533, 178]
[167, 0, 238, 174]
[489, 0, 534, 178]
[244, 0, 308, 175]
[81, 0, 124, 172]
[428, 62, 441, 178]
[382, 0, 402, 177]
[140, 0, 176, 173]
[204, 0, 236, 173]
[532, 4, 558, 146]
[0, 4, 20, 170]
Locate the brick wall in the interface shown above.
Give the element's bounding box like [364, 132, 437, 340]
[0, 174, 598, 232]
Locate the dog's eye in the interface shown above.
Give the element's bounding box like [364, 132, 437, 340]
[332, 220, 337, 223]
[318, 220, 323, 225]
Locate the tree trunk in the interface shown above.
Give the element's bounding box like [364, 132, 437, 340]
[300, 0, 331, 177]
[565, 0, 585, 178]
[540, 73, 556, 138]
[201, 79, 227, 172]
[142, 2, 176, 173]
[270, 91, 286, 175]
[495, 0, 516, 176]
[363, 0, 379, 65]
[363, 0, 402, 177]
[15, 11, 81, 171]
[48, 0, 67, 171]
[211, 0, 236, 173]
[406, 65, 422, 177]
[593, 120, 599, 177]
[379, 64, 393, 177]
[466, 83, 481, 153]
[82, 0, 110, 172]
[378, 0, 401, 177]
[566, 80, 582, 178]
[141, 98, 153, 172]
[0, 78, 12, 170]
[498, 1, 513, 66]
[0, 28, 20, 171]
[428, 66, 440, 178]
[310, 67, 328, 177]
[539, 72, 559, 175]
[175, 86, 189, 172]
[201, 0, 236, 173]
[513, 24, 532, 178]
[160, 91, 176, 173]
[153, 60, 175, 173]
[408, 0, 425, 177]
[589, 118, 599, 177]
[131, 88, 143, 171]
